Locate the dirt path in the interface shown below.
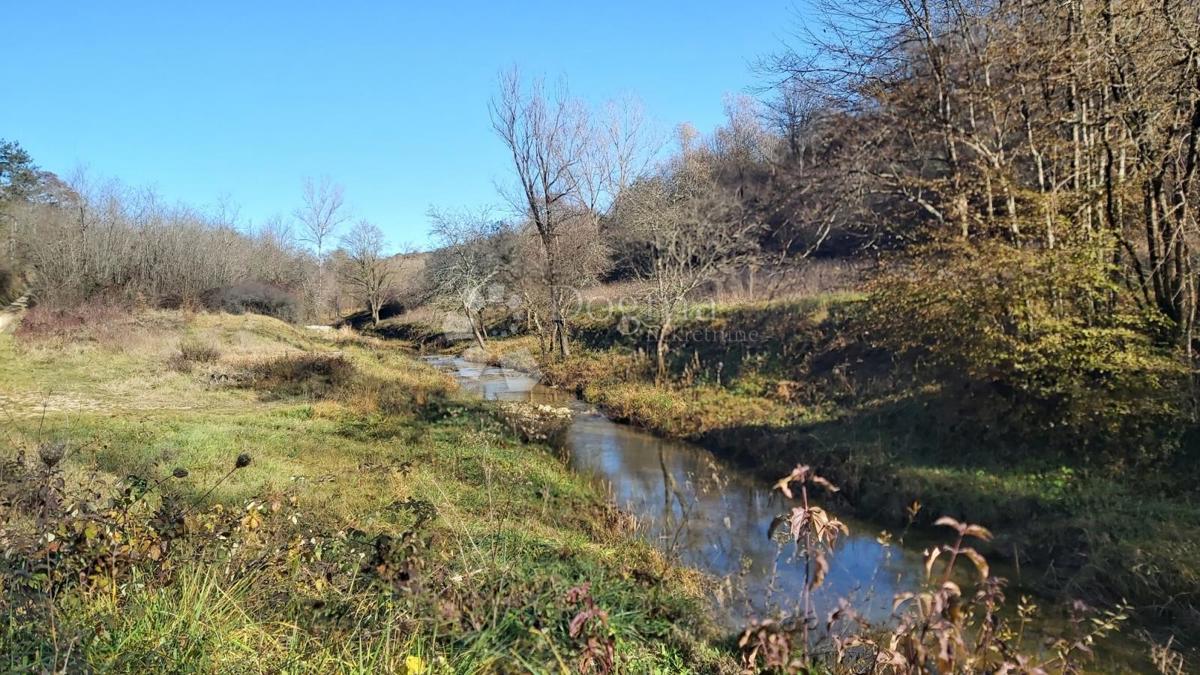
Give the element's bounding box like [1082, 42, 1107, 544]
[0, 293, 29, 334]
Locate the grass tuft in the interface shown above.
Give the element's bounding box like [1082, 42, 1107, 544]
[0, 309, 734, 672]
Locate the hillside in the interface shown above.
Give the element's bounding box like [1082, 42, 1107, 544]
[0, 308, 732, 672]
[384, 288, 1200, 651]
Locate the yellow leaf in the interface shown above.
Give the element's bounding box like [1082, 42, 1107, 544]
[963, 524, 993, 541]
[809, 551, 830, 590]
[924, 547, 942, 580]
[811, 474, 840, 493]
[772, 476, 794, 499]
[961, 547, 989, 579]
[934, 516, 963, 532]
[241, 511, 263, 531]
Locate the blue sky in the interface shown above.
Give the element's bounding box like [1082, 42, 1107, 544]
[3, 2, 798, 249]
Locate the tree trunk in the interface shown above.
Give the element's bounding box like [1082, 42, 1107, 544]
[463, 301, 487, 350]
[5, 218, 14, 268]
[471, 313, 487, 350]
[655, 319, 673, 385]
[543, 232, 571, 359]
[954, 192, 970, 240]
[551, 292, 570, 358]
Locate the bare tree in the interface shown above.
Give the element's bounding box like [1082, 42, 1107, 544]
[7, 172, 311, 311]
[752, 85, 862, 297]
[762, 0, 1200, 345]
[611, 145, 761, 382]
[490, 69, 593, 358]
[428, 207, 508, 350]
[253, 214, 307, 289]
[294, 176, 348, 257]
[293, 176, 349, 321]
[578, 94, 662, 214]
[338, 220, 392, 326]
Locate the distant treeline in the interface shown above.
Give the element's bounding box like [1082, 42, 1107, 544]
[0, 142, 409, 323]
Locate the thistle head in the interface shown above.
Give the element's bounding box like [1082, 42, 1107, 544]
[37, 441, 66, 469]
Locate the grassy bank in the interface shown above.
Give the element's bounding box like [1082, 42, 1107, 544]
[0, 310, 734, 672]
[449, 295, 1200, 644]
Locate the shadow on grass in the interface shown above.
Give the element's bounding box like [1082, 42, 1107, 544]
[695, 390, 1200, 642]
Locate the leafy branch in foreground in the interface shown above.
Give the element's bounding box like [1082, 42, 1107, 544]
[742, 463, 1130, 674]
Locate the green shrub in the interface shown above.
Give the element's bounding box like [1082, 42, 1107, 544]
[863, 240, 1191, 464]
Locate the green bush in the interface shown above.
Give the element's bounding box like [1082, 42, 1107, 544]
[863, 240, 1191, 464]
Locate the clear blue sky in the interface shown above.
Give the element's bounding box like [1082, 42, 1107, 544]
[2, 1, 798, 249]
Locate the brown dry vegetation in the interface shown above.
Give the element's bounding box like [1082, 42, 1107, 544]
[0, 309, 733, 672]
[475, 288, 1200, 655]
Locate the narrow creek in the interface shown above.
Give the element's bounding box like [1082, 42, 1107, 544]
[427, 355, 1153, 672]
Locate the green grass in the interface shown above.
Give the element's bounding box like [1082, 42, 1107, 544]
[576, 380, 800, 438]
[0, 310, 735, 672]
[503, 294, 1200, 644]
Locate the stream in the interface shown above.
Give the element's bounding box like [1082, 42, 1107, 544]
[427, 355, 1155, 672]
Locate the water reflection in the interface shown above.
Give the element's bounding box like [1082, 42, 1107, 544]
[427, 356, 925, 628]
[425, 356, 1164, 671]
